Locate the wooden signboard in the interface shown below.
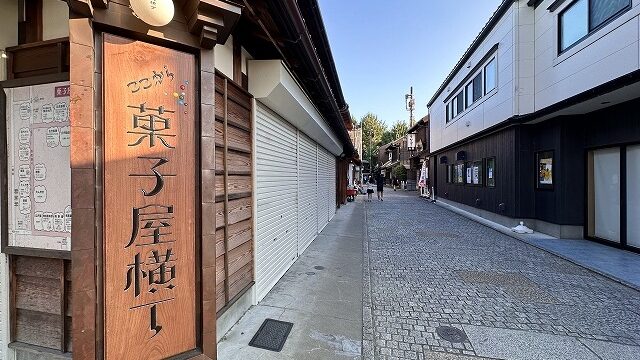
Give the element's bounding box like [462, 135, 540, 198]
[103, 34, 196, 359]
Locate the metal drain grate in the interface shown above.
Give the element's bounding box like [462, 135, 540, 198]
[249, 319, 294, 352]
[435, 326, 467, 343]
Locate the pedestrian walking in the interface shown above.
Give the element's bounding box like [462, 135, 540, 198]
[376, 173, 384, 201]
[366, 177, 374, 202]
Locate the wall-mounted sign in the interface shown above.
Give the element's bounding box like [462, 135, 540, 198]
[536, 150, 554, 190]
[103, 34, 196, 359]
[5, 81, 71, 251]
[407, 133, 416, 151]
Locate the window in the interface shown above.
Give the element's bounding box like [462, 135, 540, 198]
[443, 55, 496, 123]
[472, 72, 482, 102]
[486, 157, 496, 187]
[484, 57, 497, 94]
[591, 0, 629, 28]
[465, 82, 473, 108]
[559, 0, 588, 51]
[454, 163, 464, 184]
[452, 97, 458, 117]
[471, 161, 483, 185]
[559, 0, 631, 52]
[456, 92, 464, 114]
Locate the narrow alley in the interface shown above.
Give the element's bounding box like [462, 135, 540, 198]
[363, 192, 640, 360]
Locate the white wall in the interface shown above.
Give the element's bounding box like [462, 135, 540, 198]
[43, 0, 69, 41]
[241, 47, 252, 75]
[429, 3, 518, 153]
[215, 35, 234, 79]
[533, 0, 640, 110]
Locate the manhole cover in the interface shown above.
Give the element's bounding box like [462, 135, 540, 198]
[249, 318, 294, 352]
[314, 266, 325, 270]
[436, 326, 467, 343]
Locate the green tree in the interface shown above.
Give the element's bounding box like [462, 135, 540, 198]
[392, 164, 407, 181]
[380, 130, 394, 145]
[391, 120, 408, 141]
[361, 113, 386, 166]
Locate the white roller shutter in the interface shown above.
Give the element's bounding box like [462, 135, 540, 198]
[297, 132, 318, 254]
[317, 147, 330, 231]
[255, 103, 298, 301]
[328, 154, 337, 221]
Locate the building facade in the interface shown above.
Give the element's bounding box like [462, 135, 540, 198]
[428, 0, 640, 252]
[408, 115, 430, 195]
[0, 0, 354, 359]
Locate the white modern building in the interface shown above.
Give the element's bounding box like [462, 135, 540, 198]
[428, 0, 640, 252]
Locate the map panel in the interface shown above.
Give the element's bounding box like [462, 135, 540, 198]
[5, 81, 71, 251]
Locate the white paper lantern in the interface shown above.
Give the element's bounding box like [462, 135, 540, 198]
[130, 0, 175, 27]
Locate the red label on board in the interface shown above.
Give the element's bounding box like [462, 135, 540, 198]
[54, 85, 70, 97]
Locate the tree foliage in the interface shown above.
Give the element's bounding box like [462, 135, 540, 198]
[392, 164, 407, 181]
[391, 120, 408, 141]
[361, 113, 386, 164]
[380, 130, 394, 145]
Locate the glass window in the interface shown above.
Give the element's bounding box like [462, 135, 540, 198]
[456, 92, 464, 114]
[472, 161, 483, 185]
[472, 72, 482, 102]
[484, 58, 497, 94]
[446, 103, 451, 122]
[590, 0, 630, 30]
[486, 158, 496, 187]
[452, 98, 458, 117]
[465, 82, 474, 108]
[559, 0, 588, 51]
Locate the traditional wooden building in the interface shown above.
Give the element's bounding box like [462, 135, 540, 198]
[0, 0, 355, 359]
[428, 0, 640, 252]
[407, 115, 430, 195]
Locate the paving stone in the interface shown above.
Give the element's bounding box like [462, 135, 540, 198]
[579, 338, 640, 360]
[363, 192, 640, 358]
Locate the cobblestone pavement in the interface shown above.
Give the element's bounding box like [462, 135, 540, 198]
[362, 191, 640, 360]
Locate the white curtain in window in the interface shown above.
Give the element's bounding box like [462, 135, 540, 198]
[627, 145, 640, 248]
[593, 148, 620, 242]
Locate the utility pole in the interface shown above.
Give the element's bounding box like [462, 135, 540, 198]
[368, 127, 373, 177]
[405, 86, 415, 128]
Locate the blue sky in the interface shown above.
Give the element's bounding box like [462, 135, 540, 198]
[318, 0, 503, 126]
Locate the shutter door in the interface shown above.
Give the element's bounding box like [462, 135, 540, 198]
[255, 103, 298, 301]
[297, 132, 318, 254]
[328, 154, 337, 221]
[317, 146, 331, 231]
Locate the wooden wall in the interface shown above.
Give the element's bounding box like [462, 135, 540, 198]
[11, 256, 71, 352]
[213, 71, 254, 315]
[435, 128, 518, 217]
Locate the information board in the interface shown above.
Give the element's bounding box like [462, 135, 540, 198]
[5, 81, 71, 251]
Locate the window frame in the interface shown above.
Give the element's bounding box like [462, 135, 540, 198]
[558, 0, 632, 54]
[441, 46, 498, 126]
[484, 57, 497, 95]
[472, 72, 483, 103]
[486, 157, 496, 188]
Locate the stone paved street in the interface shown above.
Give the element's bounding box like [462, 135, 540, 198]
[362, 191, 640, 360]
